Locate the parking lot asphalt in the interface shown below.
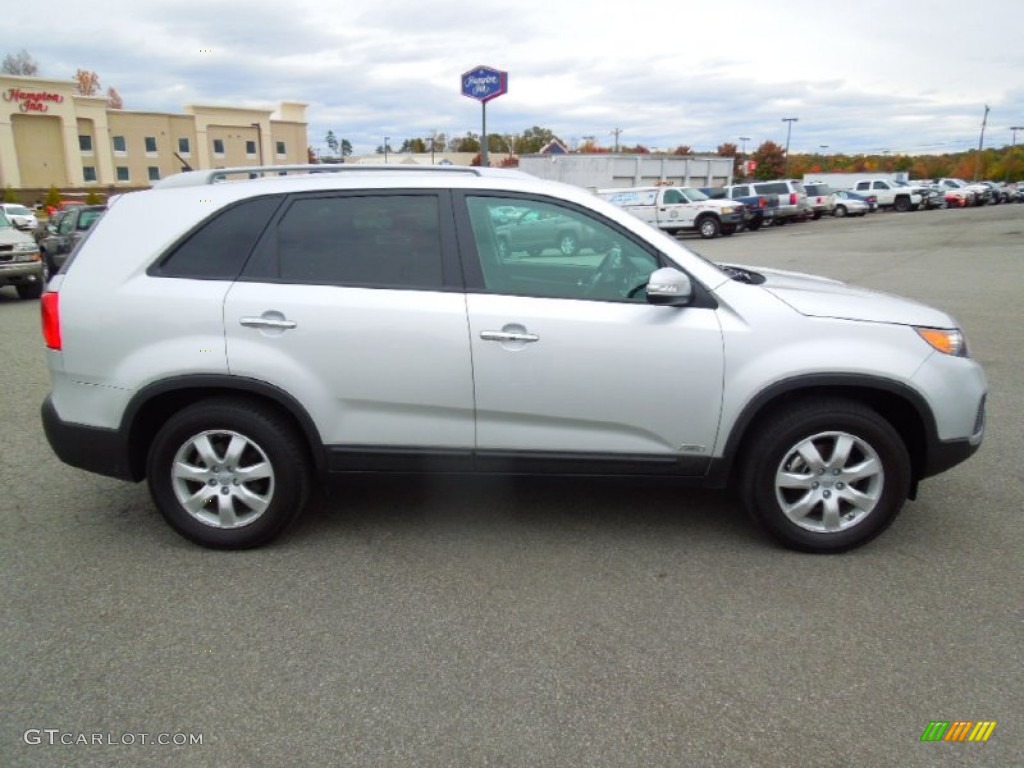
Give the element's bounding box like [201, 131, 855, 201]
[2, 204, 1021, 767]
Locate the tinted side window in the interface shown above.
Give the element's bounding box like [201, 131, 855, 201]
[755, 182, 786, 195]
[263, 195, 444, 289]
[662, 189, 684, 204]
[155, 196, 282, 279]
[732, 185, 750, 196]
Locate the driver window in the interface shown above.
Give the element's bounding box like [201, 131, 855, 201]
[58, 214, 75, 235]
[662, 189, 684, 204]
[465, 196, 659, 302]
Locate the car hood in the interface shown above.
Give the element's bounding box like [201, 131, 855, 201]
[0, 227, 34, 246]
[733, 265, 955, 327]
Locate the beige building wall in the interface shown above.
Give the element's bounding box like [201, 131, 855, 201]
[1, 74, 307, 192]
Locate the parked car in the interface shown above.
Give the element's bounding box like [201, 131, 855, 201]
[39, 204, 106, 273]
[0, 203, 39, 231]
[850, 179, 923, 212]
[724, 180, 807, 225]
[493, 205, 599, 257]
[699, 186, 780, 231]
[597, 186, 744, 239]
[40, 164, 988, 554]
[830, 191, 869, 217]
[802, 183, 835, 219]
[0, 208, 46, 299]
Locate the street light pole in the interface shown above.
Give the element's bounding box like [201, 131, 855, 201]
[1011, 126, 1023, 147]
[975, 106, 989, 180]
[819, 144, 829, 171]
[739, 136, 750, 178]
[782, 117, 798, 176]
[384, 136, 390, 164]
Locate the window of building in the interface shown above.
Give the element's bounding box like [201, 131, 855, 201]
[112, 136, 126, 153]
[144, 136, 158, 153]
[116, 166, 130, 182]
[148, 167, 161, 181]
[213, 139, 225, 156]
[178, 137, 191, 155]
[246, 140, 257, 157]
[276, 141, 286, 156]
[79, 135, 93, 153]
[83, 166, 97, 182]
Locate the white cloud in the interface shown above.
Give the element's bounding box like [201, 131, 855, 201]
[4, 0, 1022, 155]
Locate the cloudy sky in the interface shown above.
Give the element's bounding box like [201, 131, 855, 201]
[5, 0, 1023, 156]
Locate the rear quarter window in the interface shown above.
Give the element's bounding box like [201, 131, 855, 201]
[151, 196, 283, 280]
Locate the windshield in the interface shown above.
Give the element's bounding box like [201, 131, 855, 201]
[5, 205, 31, 216]
[680, 188, 710, 203]
[0, 211, 11, 229]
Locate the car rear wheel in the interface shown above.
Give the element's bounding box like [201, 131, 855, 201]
[739, 398, 910, 553]
[894, 196, 911, 212]
[834, 205, 847, 218]
[147, 398, 310, 549]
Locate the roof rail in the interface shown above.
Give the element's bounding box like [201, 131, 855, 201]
[152, 163, 487, 189]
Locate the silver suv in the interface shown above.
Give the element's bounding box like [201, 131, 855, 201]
[40, 165, 987, 553]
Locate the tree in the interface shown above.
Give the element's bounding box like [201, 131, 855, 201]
[673, 145, 694, 155]
[451, 132, 480, 153]
[85, 190, 103, 205]
[751, 140, 786, 180]
[513, 126, 559, 155]
[307, 146, 319, 163]
[73, 69, 101, 96]
[430, 133, 447, 153]
[620, 144, 651, 154]
[44, 185, 61, 211]
[2, 49, 38, 76]
[106, 87, 123, 109]
[4, 186, 18, 203]
[340, 139, 352, 157]
[399, 138, 427, 153]
[325, 130, 339, 157]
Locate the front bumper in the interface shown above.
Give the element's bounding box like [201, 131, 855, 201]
[0, 258, 44, 286]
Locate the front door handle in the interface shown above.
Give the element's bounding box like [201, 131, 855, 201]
[480, 330, 539, 343]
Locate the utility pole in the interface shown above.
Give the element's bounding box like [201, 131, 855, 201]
[739, 136, 750, 178]
[1010, 125, 1023, 147]
[610, 127, 623, 153]
[384, 136, 390, 164]
[975, 105, 989, 180]
[782, 117, 798, 176]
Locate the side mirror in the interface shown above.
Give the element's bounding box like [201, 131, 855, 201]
[646, 267, 693, 307]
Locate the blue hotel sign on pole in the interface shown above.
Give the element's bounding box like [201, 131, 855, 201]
[461, 66, 508, 166]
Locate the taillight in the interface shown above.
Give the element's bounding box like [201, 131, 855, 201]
[41, 291, 61, 350]
[759, 197, 767, 208]
[790, 193, 798, 205]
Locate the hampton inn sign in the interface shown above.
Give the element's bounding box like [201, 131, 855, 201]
[3, 88, 65, 113]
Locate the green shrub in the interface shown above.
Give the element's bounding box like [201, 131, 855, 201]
[3, 186, 18, 203]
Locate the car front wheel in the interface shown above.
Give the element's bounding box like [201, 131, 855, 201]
[697, 216, 720, 239]
[739, 399, 910, 553]
[834, 205, 847, 218]
[147, 398, 310, 549]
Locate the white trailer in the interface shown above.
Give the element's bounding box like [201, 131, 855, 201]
[520, 154, 734, 191]
[802, 172, 909, 190]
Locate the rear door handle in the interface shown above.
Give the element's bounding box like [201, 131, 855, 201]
[240, 316, 297, 330]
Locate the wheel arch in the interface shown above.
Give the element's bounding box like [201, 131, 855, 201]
[121, 375, 326, 481]
[715, 375, 936, 491]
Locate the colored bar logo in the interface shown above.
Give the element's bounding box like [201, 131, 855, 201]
[920, 721, 997, 742]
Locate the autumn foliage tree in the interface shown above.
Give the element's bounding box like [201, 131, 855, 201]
[73, 69, 101, 96]
[2, 49, 38, 75]
[751, 140, 786, 180]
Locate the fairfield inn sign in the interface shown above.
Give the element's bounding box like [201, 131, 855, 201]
[3, 88, 65, 112]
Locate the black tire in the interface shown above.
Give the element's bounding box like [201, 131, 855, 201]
[894, 196, 911, 213]
[811, 211, 822, 220]
[775, 217, 788, 226]
[721, 225, 736, 236]
[747, 217, 763, 231]
[834, 205, 848, 218]
[738, 398, 910, 553]
[17, 278, 44, 300]
[697, 215, 720, 239]
[146, 398, 311, 549]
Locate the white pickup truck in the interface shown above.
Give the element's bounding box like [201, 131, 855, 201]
[596, 186, 745, 239]
[849, 179, 924, 212]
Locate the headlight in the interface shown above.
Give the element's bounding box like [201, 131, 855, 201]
[915, 327, 968, 357]
[722, 206, 736, 214]
[14, 242, 38, 253]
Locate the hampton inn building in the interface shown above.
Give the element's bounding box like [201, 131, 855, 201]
[0, 74, 308, 194]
